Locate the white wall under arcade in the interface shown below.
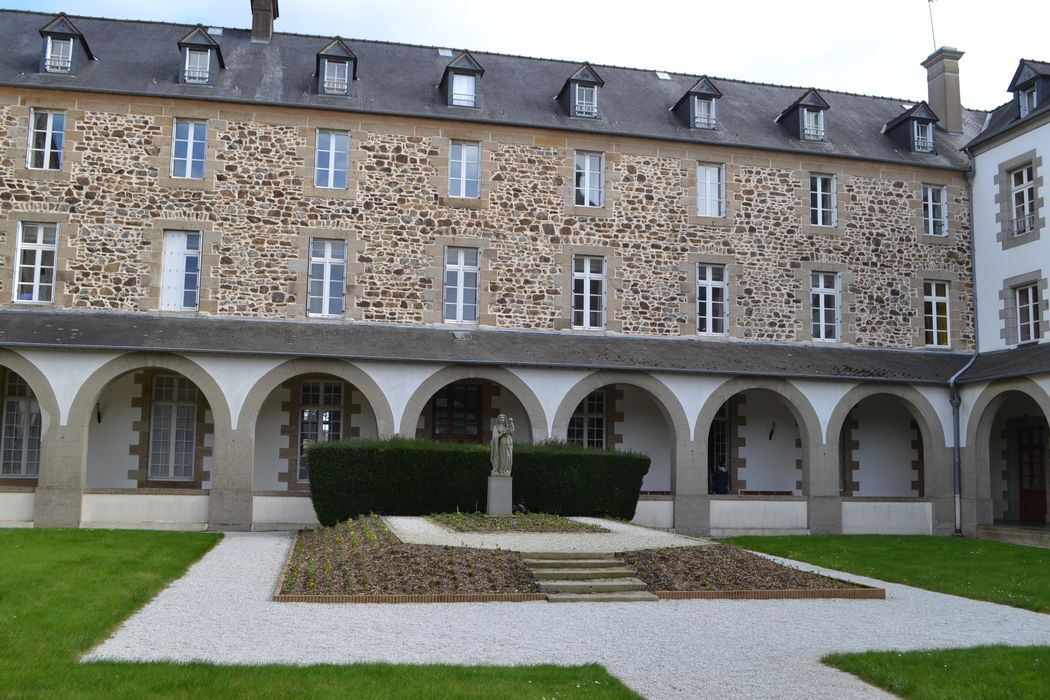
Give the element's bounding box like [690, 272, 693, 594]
[85, 373, 143, 489]
[737, 393, 802, 494]
[0, 491, 35, 527]
[618, 385, 672, 493]
[848, 396, 921, 497]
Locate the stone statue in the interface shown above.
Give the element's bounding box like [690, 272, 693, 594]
[490, 413, 515, 476]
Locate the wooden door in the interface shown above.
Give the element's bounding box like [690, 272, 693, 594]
[1018, 426, 1047, 523]
[431, 384, 483, 443]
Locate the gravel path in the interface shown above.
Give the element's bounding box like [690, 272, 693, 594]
[384, 515, 706, 552]
[84, 532, 1050, 700]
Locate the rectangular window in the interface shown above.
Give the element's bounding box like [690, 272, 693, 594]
[448, 141, 481, 199]
[1020, 88, 1037, 118]
[574, 152, 604, 208]
[568, 390, 605, 448]
[802, 108, 825, 140]
[809, 174, 836, 227]
[1017, 284, 1042, 343]
[443, 247, 480, 324]
[451, 73, 476, 107]
[1011, 165, 1036, 235]
[184, 48, 210, 84]
[314, 130, 349, 189]
[913, 121, 934, 152]
[810, 271, 840, 342]
[572, 255, 606, 330]
[14, 222, 58, 304]
[575, 84, 598, 117]
[171, 119, 207, 180]
[307, 239, 346, 318]
[27, 109, 65, 170]
[323, 59, 349, 95]
[696, 163, 725, 217]
[432, 383, 482, 441]
[0, 373, 41, 478]
[697, 263, 728, 335]
[44, 36, 73, 73]
[160, 231, 201, 311]
[148, 375, 197, 481]
[922, 184, 948, 236]
[693, 97, 716, 129]
[298, 380, 342, 482]
[923, 281, 950, 347]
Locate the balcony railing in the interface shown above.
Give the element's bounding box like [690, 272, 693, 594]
[1012, 213, 1035, 236]
[575, 103, 598, 118]
[802, 126, 825, 141]
[45, 56, 71, 73]
[693, 115, 717, 129]
[323, 77, 348, 95]
[184, 68, 210, 84]
[451, 92, 476, 107]
[914, 136, 934, 153]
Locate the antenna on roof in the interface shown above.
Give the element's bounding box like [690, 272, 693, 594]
[927, 0, 938, 52]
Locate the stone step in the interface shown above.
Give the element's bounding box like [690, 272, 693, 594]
[537, 578, 649, 594]
[976, 526, 1050, 549]
[522, 558, 627, 569]
[531, 567, 636, 580]
[546, 591, 660, 603]
[522, 551, 617, 560]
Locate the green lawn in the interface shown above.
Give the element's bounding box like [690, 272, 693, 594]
[0, 529, 639, 699]
[824, 646, 1050, 700]
[724, 534, 1050, 613]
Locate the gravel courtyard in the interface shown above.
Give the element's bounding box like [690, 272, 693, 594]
[84, 532, 1050, 700]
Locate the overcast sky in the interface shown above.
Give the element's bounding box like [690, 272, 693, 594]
[6, 0, 1048, 110]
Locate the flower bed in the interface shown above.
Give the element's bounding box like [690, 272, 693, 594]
[428, 512, 608, 533]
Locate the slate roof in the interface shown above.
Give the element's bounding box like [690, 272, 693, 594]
[967, 58, 1050, 151]
[0, 9, 985, 170]
[0, 309, 973, 385]
[957, 342, 1050, 384]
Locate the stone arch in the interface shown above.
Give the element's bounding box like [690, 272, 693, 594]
[826, 383, 946, 498]
[693, 377, 824, 495]
[0, 349, 61, 435]
[237, 358, 395, 436]
[398, 365, 548, 440]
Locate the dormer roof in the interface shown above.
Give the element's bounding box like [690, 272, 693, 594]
[1008, 59, 1050, 92]
[558, 62, 604, 101]
[672, 76, 722, 111]
[178, 25, 225, 68]
[39, 12, 93, 60]
[316, 37, 357, 80]
[439, 50, 484, 91]
[882, 101, 939, 133]
[775, 88, 830, 122]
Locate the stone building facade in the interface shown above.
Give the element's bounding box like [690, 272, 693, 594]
[0, 4, 1046, 535]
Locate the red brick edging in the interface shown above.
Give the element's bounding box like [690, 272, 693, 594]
[655, 587, 885, 600]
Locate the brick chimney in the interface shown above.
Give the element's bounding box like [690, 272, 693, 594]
[250, 0, 279, 43]
[921, 47, 965, 133]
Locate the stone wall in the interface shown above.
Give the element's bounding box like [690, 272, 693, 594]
[0, 88, 974, 350]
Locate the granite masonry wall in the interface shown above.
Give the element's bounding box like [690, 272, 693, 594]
[0, 88, 974, 350]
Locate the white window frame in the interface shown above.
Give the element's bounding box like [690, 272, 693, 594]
[443, 247, 480, 324]
[921, 184, 948, 236]
[697, 263, 728, 336]
[1020, 87, 1037, 118]
[160, 230, 201, 312]
[802, 108, 825, 140]
[923, 280, 951, 348]
[0, 373, 41, 479]
[323, 59, 349, 95]
[574, 151, 605, 208]
[1017, 283, 1042, 344]
[314, 129, 350, 190]
[14, 222, 58, 305]
[26, 109, 65, 171]
[913, 121, 934, 152]
[696, 163, 725, 217]
[307, 239, 346, 318]
[694, 97, 716, 129]
[184, 48, 210, 84]
[448, 140, 481, 199]
[571, 254, 606, 330]
[809, 174, 837, 227]
[297, 380, 343, 483]
[575, 84, 598, 117]
[147, 375, 197, 482]
[810, 271, 840, 342]
[44, 36, 73, 73]
[1011, 165, 1036, 235]
[171, 118, 207, 180]
[451, 73, 477, 107]
[568, 390, 605, 448]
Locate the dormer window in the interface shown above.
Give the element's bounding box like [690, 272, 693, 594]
[693, 97, 716, 129]
[802, 108, 825, 141]
[451, 73, 476, 107]
[324, 59, 349, 95]
[575, 84, 598, 117]
[913, 121, 934, 153]
[184, 48, 211, 84]
[1020, 87, 1037, 118]
[44, 36, 73, 73]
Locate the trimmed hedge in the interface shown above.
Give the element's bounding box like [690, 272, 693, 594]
[306, 437, 650, 525]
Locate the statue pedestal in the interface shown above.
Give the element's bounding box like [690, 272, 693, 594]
[487, 475, 512, 516]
